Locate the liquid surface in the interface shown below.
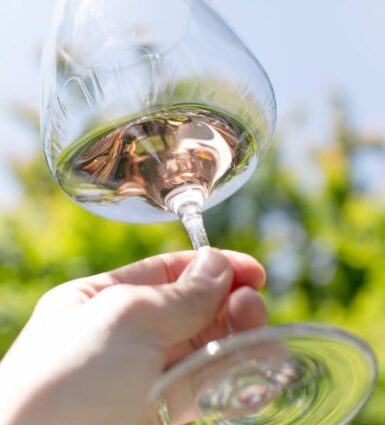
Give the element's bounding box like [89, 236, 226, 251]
[56, 104, 258, 223]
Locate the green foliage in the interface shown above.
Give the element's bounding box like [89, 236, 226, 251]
[1, 105, 385, 423]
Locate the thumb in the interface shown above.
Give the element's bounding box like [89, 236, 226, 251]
[157, 247, 233, 346]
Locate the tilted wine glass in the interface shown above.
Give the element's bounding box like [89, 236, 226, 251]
[41, 0, 376, 423]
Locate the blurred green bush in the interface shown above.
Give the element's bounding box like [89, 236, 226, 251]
[0, 103, 384, 424]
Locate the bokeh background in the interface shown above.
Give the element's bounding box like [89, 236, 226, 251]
[1, 1, 385, 423]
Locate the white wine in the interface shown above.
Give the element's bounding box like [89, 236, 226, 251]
[56, 104, 259, 223]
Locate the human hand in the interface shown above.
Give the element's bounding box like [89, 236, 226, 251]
[0, 248, 266, 425]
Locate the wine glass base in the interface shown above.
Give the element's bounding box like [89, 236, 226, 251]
[147, 323, 377, 425]
[198, 357, 295, 416]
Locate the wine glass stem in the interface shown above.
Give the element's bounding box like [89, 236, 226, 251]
[179, 203, 210, 250]
[166, 185, 210, 250]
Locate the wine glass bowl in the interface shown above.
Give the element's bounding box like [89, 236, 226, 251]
[41, 1, 377, 424]
[41, 0, 276, 224]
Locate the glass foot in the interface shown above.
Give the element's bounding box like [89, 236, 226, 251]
[146, 324, 377, 425]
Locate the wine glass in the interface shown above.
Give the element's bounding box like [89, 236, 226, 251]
[41, 0, 377, 424]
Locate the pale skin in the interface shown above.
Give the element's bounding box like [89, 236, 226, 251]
[0, 247, 267, 425]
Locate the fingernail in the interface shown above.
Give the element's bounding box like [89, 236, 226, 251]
[192, 247, 228, 279]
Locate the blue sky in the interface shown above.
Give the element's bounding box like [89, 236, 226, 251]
[1, 0, 385, 206]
